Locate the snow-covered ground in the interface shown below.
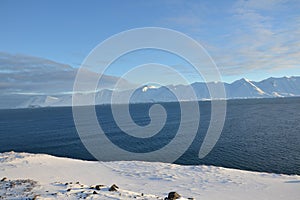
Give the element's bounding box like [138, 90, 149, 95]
[0, 152, 299, 200]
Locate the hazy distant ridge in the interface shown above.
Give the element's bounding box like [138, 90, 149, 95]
[9, 76, 300, 108]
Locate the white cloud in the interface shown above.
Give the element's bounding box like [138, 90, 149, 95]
[233, 0, 289, 11]
[209, 0, 300, 75]
[158, 0, 300, 78]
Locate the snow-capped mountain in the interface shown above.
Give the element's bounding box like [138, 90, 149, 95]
[254, 76, 300, 97]
[17, 95, 71, 108]
[225, 78, 269, 98]
[6, 76, 300, 109]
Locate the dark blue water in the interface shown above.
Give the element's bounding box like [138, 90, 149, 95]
[0, 97, 300, 175]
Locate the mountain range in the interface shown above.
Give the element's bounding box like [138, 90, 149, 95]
[6, 76, 300, 109]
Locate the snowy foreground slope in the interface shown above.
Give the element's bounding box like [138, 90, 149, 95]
[0, 152, 299, 200]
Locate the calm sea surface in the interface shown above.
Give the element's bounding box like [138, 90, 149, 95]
[0, 97, 300, 175]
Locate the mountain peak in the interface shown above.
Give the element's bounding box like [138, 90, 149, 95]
[141, 85, 159, 92]
[239, 78, 251, 82]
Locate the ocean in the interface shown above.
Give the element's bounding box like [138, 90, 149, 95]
[0, 97, 299, 175]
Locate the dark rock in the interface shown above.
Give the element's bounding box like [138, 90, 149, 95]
[95, 184, 105, 190]
[1, 177, 7, 182]
[167, 192, 181, 199]
[93, 191, 98, 194]
[109, 184, 119, 191]
[32, 195, 40, 200]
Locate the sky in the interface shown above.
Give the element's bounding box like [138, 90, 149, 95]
[1, 0, 300, 90]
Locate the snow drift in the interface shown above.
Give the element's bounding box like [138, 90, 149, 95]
[0, 152, 299, 199]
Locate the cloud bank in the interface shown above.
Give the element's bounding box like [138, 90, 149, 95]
[0, 52, 130, 95]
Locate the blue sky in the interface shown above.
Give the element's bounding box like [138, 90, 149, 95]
[1, 0, 300, 85]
